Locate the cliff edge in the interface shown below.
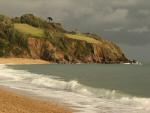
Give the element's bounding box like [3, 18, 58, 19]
[0, 14, 130, 64]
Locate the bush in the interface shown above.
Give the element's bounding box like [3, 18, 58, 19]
[12, 47, 23, 56]
[0, 39, 9, 56]
[44, 30, 70, 52]
[0, 18, 29, 56]
[12, 17, 20, 23]
[1, 23, 28, 49]
[0, 15, 5, 21]
[20, 14, 48, 28]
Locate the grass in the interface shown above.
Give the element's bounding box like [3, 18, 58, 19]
[14, 23, 44, 38]
[14, 23, 101, 44]
[65, 33, 101, 44]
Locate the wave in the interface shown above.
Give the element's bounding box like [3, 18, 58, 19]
[0, 64, 150, 113]
[32, 78, 94, 96]
[0, 64, 122, 98]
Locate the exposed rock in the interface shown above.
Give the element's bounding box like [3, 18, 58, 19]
[24, 37, 129, 64]
[0, 14, 131, 64]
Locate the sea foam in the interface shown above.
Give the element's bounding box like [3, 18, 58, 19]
[0, 64, 150, 113]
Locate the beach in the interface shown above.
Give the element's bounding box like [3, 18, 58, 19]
[0, 58, 72, 113]
[0, 58, 50, 64]
[0, 87, 72, 113]
[0, 60, 150, 113]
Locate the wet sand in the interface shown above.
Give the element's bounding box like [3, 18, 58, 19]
[0, 87, 72, 113]
[0, 58, 72, 113]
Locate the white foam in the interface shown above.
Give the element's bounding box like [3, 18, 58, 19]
[0, 65, 150, 113]
[31, 77, 93, 96]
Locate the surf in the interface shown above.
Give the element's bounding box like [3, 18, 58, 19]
[0, 64, 150, 113]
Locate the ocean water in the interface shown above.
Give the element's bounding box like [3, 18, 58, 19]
[0, 63, 150, 113]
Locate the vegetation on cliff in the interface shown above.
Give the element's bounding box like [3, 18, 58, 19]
[0, 14, 129, 63]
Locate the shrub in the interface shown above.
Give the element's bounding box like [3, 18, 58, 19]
[0, 39, 9, 56]
[0, 18, 29, 56]
[44, 30, 70, 52]
[12, 17, 20, 23]
[0, 15, 5, 21]
[20, 14, 48, 28]
[12, 47, 23, 56]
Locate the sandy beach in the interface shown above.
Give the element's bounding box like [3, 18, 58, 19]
[0, 58, 72, 113]
[0, 87, 72, 113]
[0, 58, 50, 64]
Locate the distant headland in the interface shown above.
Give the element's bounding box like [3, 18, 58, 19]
[0, 14, 133, 64]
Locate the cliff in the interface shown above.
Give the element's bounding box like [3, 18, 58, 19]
[0, 14, 130, 64]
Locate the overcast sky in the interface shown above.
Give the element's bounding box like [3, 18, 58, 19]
[0, 0, 150, 62]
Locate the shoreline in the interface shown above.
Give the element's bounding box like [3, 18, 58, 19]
[0, 58, 134, 65]
[0, 86, 72, 113]
[0, 58, 50, 64]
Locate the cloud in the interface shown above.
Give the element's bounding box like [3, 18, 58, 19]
[0, 0, 150, 46]
[0, 0, 150, 61]
[92, 8, 128, 24]
[120, 44, 150, 61]
[110, 0, 139, 7]
[128, 26, 150, 33]
[138, 9, 150, 16]
[104, 27, 124, 32]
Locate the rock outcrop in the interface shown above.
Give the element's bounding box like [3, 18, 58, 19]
[0, 14, 130, 64]
[26, 37, 129, 64]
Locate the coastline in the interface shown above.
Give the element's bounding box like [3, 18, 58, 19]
[0, 59, 73, 113]
[0, 58, 50, 64]
[0, 58, 134, 65]
[0, 86, 72, 113]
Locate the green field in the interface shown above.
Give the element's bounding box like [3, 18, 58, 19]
[14, 23, 101, 44]
[14, 23, 44, 38]
[65, 33, 101, 44]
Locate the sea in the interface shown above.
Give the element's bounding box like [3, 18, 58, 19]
[0, 63, 150, 113]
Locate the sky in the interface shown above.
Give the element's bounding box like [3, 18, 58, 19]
[0, 0, 150, 62]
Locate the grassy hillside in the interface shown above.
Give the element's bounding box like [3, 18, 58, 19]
[0, 14, 129, 63]
[14, 23, 44, 38]
[14, 23, 101, 44]
[64, 33, 101, 44]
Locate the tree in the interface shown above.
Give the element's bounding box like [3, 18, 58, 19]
[47, 17, 53, 23]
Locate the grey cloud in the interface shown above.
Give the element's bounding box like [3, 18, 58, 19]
[120, 44, 150, 62]
[0, 0, 150, 46]
[128, 26, 150, 33]
[104, 27, 124, 32]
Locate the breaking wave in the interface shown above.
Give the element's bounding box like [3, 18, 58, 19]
[0, 64, 150, 113]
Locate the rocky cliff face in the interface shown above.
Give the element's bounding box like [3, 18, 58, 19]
[26, 37, 129, 64]
[0, 14, 130, 63]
